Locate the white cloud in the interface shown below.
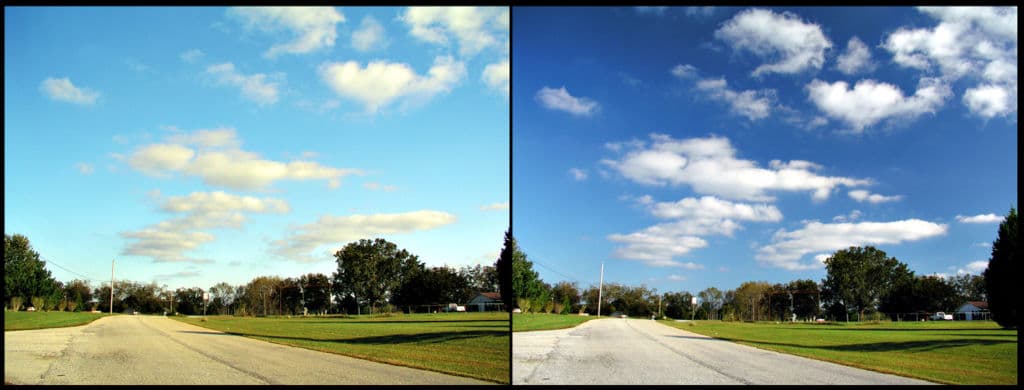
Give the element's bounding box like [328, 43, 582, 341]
[401, 7, 508, 57]
[832, 209, 863, 223]
[957, 260, 989, 275]
[40, 77, 99, 105]
[973, 242, 991, 248]
[122, 191, 290, 263]
[351, 16, 386, 52]
[206, 63, 281, 106]
[848, 189, 902, 204]
[686, 7, 716, 18]
[634, 7, 668, 16]
[805, 77, 951, 132]
[124, 127, 362, 190]
[480, 202, 509, 211]
[482, 58, 509, 96]
[956, 213, 1002, 224]
[962, 84, 1013, 118]
[714, 8, 832, 76]
[179, 49, 204, 63]
[836, 36, 876, 75]
[883, 7, 1017, 118]
[756, 219, 948, 270]
[670, 64, 699, 79]
[228, 6, 345, 58]
[610, 195, 781, 267]
[601, 134, 870, 202]
[696, 77, 775, 120]
[74, 163, 95, 175]
[536, 86, 599, 116]
[648, 196, 782, 222]
[319, 55, 466, 113]
[271, 210, 457, 262]
[362, 182, 397, 192]
[667, 274, 687, 281]
[608, 229, 708, 267]
[568, 168, 588, 181]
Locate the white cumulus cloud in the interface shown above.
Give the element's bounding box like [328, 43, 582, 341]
[806, 77, 951, 132]
[536, 86, 599, 116]
[836, 36, 876, 75]
[122, 191, 290, 263]
[124, 127, 362, 190]
[40, 77, 99, 105]
[956, 213, 1002, 224]
[568, 168, 588, 181]
[351, 16, 386, 51]
[696, 77, 775, 120]
[401, 7, 508, 57]
[714, 8, 832, 76]
[883, 7, 1017, 118]
[601, 134, 870, 202]
[228, 6, 345, 58]
[756, 219, 948, 270]
[271, 210, 457, 262]
[482, 58, 509, 97]
[848, 190, 902, 204]
[206, 63, 281, 106]
[319, 56, 466, 113]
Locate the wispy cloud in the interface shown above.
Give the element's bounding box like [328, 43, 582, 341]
[536, 86, 599, 116]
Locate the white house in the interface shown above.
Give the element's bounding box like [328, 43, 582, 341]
[956, 301, 989, 321]
[468, 292, 502, 312]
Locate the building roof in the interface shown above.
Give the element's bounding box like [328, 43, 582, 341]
[479, 292, 501, 300]
[966, 301, 989, 310]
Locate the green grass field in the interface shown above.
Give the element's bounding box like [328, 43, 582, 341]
[661, 320, 1017, 385]
[175, 312, 509, 384]
[512, 313, 595, 332]
[4, 311, 112, 331]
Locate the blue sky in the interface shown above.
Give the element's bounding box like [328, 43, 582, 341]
[4, 6, 509, 290]
[513, 7, 1016, 295]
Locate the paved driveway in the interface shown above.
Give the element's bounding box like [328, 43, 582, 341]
[5, 315, 487, 385]
[513, 318, 933, 385]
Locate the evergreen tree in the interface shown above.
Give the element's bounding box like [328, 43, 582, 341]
[983, 207, 1018, 328]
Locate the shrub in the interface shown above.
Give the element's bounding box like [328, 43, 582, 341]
[30, 296, 45, 311]
[67, 300, 79, 312]
[516, 297, 531, 313]
[552, 303, 565, 315]
[10, 297, 24, 311]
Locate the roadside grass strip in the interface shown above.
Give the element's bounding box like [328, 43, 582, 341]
[661, 320, 1016, 385]
[175, 312, 509, 384]
[512, 313, 595, 332]
[4, 311, 112, 331]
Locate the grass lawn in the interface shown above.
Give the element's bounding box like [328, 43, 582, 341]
[512, 313, 595, 332]
[4, 311, 112, 331]
[175, 312, 509, 384]
[661, 320, 1017, 385]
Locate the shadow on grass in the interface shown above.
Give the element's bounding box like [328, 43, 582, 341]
[224, 330, 509, 345]
[791, 327, 1008, 332]
[177, 330, 232, 336]
[275, 319, 509, 325]
[709, 336, 1014, 353]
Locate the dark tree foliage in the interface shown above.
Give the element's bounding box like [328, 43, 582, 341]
[332, 238, 422, 312]
[983, 207, 1018, 328]
[64, 279, 93, 312]
[299, 273, 332, 314]
[5, 234, 60, 306]
[279, 278, 303, 315]
[662, 291, 694, 319]
[949, 273, 986, 302]
[550, 281, 580, 313]
[510, 234, 542, 309]
[822, 246, 913, 321]
[174, 287, 205, 315]
[496, 229, 516, 312]
[392, 266, 472, 311]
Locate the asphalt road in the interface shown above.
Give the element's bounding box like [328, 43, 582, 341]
[4, 315, 487, 385]
[513, 318, 933, 385]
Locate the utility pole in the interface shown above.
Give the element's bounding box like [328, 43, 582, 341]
[658, 294, 662, 319]
[597, 262, 604, 318]
[110, 259, 115, 315]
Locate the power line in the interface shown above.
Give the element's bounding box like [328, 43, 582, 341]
[531, 256, 584, 284]
[42, 257, 105, 283]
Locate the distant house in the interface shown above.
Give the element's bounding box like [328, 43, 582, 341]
[956, 301, 989, 321]
[468, 292, 502, 312]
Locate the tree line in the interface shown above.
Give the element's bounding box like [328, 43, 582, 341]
[5, 235, 505, 316]
[512, 207, 1017, 329]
